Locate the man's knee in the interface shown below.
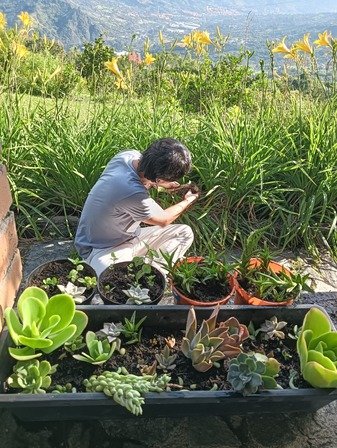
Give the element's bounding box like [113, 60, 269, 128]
[177, 224, 194, 244]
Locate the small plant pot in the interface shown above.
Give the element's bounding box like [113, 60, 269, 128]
[232, 258, 294, 307]
[98, 261, 165, 305]
[171, 256, 235, 307]
[26, 258, 97, 304]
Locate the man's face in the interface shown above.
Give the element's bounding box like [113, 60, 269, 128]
[155, 179, 180, 191]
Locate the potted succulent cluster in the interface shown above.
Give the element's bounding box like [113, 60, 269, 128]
[1, 286, 336, 421]
[98, 255, 166, 305]
[231, 230, 314, 306]
[159, 251, 235, 306]
[27, 257, 97, 304]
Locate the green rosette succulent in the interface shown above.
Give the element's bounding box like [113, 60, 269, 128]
[297, 307, 337, 388]
[73, 331, 118, 365]
[7, 359, 57, 394]
[4, 286, 88, 360]
[227, 353, 280, 396]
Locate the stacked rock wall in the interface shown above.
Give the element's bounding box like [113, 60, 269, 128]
[0, 164, 22, 331]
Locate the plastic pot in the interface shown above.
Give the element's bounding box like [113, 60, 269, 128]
[171, 256, 235, 307]
[26, 258, 97, 305]
[232, 258, 294, 307]
[98, 261, 165, 305]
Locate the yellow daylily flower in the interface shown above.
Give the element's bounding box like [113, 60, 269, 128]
[0, 12, 7, 30]
[115, 78, 127, 90]
[144, 52, 155, 65]
[12, 42, 29, 58]
[294, 33, 313, 54]
[272, 37, 292, 54]
[194, 31, 212, 45]
[181, 33, 193, 48]
[104, 58, 122, 77]
[284, 47, 298, 60]
[314, 31, 332, 47]
[18, 11, 33, 28]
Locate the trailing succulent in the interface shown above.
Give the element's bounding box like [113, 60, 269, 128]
[83, 367, 170, 415]
[297, 307, 337, 388]
[181, 305, 249, 372]
[7, 359, 57, 394]
[73, 331, 119, 365]
[227, 353, 280, 396]
[4, 287, 88, 360]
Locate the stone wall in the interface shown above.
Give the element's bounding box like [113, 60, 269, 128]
[0, 164, 22, 331]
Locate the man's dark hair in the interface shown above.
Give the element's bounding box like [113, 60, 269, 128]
[138, 138, 192, 182]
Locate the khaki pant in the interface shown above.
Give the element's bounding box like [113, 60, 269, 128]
[85, 224, 194, 277]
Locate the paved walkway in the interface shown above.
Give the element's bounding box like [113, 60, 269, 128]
[1, 239, 337, 448]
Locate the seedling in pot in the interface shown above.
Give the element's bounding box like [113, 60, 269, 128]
[42, 277, 59, 291]
[67, 257, 84, 283]
[127, 256, 156, 287]
[78, 276, 97, 289]
[120, 312, 147, 345]
[122, 285, 152, 305]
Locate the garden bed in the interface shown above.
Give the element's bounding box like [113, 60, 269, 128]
[0, 305, 336, 421]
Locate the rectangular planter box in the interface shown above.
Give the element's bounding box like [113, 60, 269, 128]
[0, 304, 336, 421]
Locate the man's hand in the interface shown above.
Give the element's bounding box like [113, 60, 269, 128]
[184, 189, 199, 204]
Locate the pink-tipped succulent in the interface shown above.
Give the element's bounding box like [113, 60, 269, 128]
[181, 305, 249, 372]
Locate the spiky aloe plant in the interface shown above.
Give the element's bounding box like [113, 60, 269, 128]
[181, 305, 249, 372]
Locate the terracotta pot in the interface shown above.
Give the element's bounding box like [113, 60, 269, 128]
[232, 258, 294, 307]
[171, 256, 235, 307]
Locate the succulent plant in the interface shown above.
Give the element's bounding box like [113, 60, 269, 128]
[7, 359, 57, 394]
[73, 331, 119, 365]
[64, 335, 86, 353]
[259, 316, 287, 340]
[52, 383, 77, 393]
[297, 307, 337, 388]
[4, 287, 88, 361]
[120, 312, 147, 345]
[122, 285, 152, 305]
[181, 306, 249, 372]
[96, 322, 124, 343]
[227, 353, 280, 396]
[138, 360, 157, 376]
[83, 367, 170, 415]
[57, 282, 87, 304]
[155, 345, 177, 371]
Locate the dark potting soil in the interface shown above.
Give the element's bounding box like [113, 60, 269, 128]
[28, 260, 95, 300]
[99, 264, 164, 304]
[177, 279, 232, 303]
[37, 324, 308, 394]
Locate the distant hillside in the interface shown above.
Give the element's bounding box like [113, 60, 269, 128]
[2, 0, 337, 53]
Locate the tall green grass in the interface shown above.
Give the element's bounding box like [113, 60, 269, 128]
[1, 90, 336, 256]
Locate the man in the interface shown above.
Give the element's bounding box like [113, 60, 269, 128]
[75, 138, 199, 276]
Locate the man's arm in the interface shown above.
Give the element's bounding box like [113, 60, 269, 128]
[143, 191, 198, 227]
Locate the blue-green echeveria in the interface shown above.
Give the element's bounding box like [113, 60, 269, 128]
[297, 307, 337, 388]
[4, 286, 88, 360]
